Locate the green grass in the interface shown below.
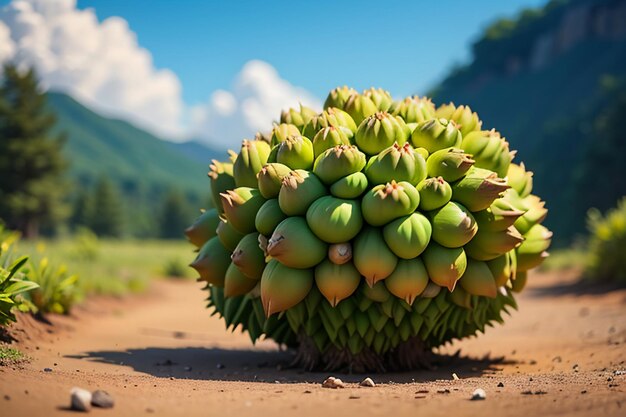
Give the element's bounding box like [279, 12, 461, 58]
[0, 344, 28, 366]
[15, 237, 196, 298]
[540, 248, 587, 272]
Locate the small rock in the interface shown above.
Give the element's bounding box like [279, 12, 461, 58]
[497, 382, 504, 388]
[452, 373, 460, 380]
[529, 360, 537, 365]
[70, 387, 92, 412]
[303, 390, 312, 394]
[4, 395, 10, 401]
[581, 390, 587, 394]
[436, 389, 451, 394]
[91, 390, 114, 408]
[471, 388, 486, 401]
[349, 395, 360, 399]
[415, 389, 429, 394]
[614, 370, 625, 376]
[322, 377, 345, 389]
[360, 377, 375, 387]
[43, 368, 53, 372]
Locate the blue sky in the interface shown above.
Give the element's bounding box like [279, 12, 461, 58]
[75, 0, 547, 104]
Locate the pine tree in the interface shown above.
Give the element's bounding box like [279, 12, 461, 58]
[70, 189, 94, 230]
[0, 64, 68, 238]
[89, 177, 124, 237]
[159, 189, 192, 239]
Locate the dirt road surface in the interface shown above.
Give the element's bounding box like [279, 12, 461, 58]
[1, 269, 625, 416]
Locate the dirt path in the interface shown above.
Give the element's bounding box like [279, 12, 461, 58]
[1, 270, 625, 416]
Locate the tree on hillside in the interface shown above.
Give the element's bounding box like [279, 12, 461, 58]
[89, 177, 124, 237]
[159, 189, 192, 239]
[0, 64, 68, 238]
[70, 189, 94, 231]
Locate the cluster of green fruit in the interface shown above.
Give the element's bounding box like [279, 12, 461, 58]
[185, 86, 551, 371]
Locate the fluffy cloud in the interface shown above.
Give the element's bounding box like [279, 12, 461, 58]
[191, 60, 320, 149]
[0, 0, 320, 148]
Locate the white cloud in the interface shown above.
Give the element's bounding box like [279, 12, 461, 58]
[0, 0, 319, 148]
[191, 60, 320, 149]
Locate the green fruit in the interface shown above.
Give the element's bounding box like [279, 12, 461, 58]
[276, 135, 314, 170]
[416, 177, 452, 211]
[464, 226, 524, 261]
[278, 169, 326, 215]
[451, 167, 510, 212]
[514, 195, 548, 235]
[280, 104, 316, 130]
[220, 187, 266, 234]
[410, 118, 462, 153]
[363, 88, 393, 111]
[487, 252, 516, 287]
[312, 126, 351, 158]
[382, 213, 432, 259]
[353, 227, 398, 287]
[231, 232, 266, 280]
[461, 129, 512, 178]
[362, 181, 420, 226]
[261, 259, 313, 316]
[257, 163, 292, 199]
[313, 145, 366, 185]
[267, 217, 327, 269]
[435, 103, 482, 137]
[224, 262, 257, 297]
[255, 199, 287, 236]
[216, 217, 244, 251]
[426, 148, 475, 182]
[511, 270, 527, 292]
[302, 107, 357, 139]
[422, 242, 467, 291]
[185, 208, 219, 248]
[507, 162, 533, 198]
[389, 96, 435, 123]
[324, 86, 358, 110]
[270, 123, 301, 146]
[355, 112, 409, 155]
[343, 93, 378, 125]
[208, 160, 235, 212]
[384, 258, 429, 305]
[516, 224, 552, 272]
[306, 196, 363, 243]
[190, 237, 231, 286]
[473, 199, 525, 232]
[233, 139, 271, 187]
[330, 172, 369, 198]
[364, 142, 427, 185]
[315, 260, 361, 306]
[429, 202, 477, 248]
[459, 259, 497, 298]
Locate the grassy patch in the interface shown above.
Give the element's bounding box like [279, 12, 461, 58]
[540, 248, 587, 271]
[0, 344, 29, 366]
[16, 238, 195, 298]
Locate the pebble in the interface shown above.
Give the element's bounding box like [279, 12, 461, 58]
[360, 377, 376, 387]
[452, 373, 460, 380]
[91, 390, 114, 408]
[497, 382, 504, 388]
[70, 387, 92, 412]
[43, 368, 53, 372]
[322, 377, 345, 389]
[471, 388, 486, 401]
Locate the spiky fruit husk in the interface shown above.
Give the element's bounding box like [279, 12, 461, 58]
[410, 118, 462, 154]
[461, 129, 512, 178]
[185, 208, 220, 248]
[306, 196, 363, 243]
[267, 217, 327, 269]
[364, 142, 427, 186]
[363, 87, 393, 111]
[343, 93, 379, 125]
[280, 104, 316, 130]
[362, 181, 420, 226]
[417, 176, 452, 211]
[426, 148, 475, 182]
[189, 85, 550, 372]
[220, 187, 266, 234]
[313, 145, 366, 185]
[355, 112, 409, 155]
[382, 212, 432, 259]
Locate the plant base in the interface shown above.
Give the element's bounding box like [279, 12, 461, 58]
[291, 332, 434, 373]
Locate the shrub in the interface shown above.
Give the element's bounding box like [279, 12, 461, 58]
[585, 197, 626, 283]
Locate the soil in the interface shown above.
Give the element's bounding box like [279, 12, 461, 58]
[0, 269, 624, 416]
